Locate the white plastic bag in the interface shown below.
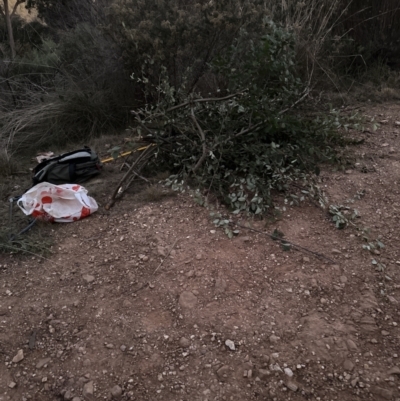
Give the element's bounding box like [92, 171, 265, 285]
[18, 182, 98, 223]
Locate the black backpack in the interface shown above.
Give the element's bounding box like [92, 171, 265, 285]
[32, 147, 102, 185]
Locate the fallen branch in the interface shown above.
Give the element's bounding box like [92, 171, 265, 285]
[105, 145, 155, 210]
[231, 222, 336, 264]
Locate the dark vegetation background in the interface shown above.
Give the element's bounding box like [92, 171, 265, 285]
[0, 0, 399, 218]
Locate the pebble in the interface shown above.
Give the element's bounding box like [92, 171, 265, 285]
[286, 381, 298, 391]
[332, 248, 341, 254]
[82, 381, 94, 397]
[157, 246, 166, 257]
[340, 276, 348, 284]
[216, 365, 230, 381]
[72, 398, 81, 401]
[388, 366, 400, 375]
[284, 368, 294, 377]
[343, 360, 355, 371]
[120, 345, 126, 352]
[303, 257, 310, 263]
[320, 298, 327, 304]
[269, 334, 280, 343]
[36, 358, 51, 369]
[347, 339, 358, 351]
[110, 385, 123, 399]
[225, 339, 235, 351]
[82, 274, 95, 283]
[8, 381, 16, 389]
[215, 278, 227, 293]
[388, 295, 399, 304]
[12, 349, 24, 363]
[395, 121, 400, 126]
[381, 330, 390, 336]
[179, 291, 197, 309]
[351, 377, 359, 387]
[64, 390, 73, 400]
[179, 337, 191, 348]
[257, 369, 270, 380]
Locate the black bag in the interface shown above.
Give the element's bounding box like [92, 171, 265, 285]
[32, 147, 102, 185]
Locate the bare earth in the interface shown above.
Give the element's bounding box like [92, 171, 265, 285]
[1, 103, 400, 401]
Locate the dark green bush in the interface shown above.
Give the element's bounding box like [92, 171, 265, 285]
[131, 20, 350, 214]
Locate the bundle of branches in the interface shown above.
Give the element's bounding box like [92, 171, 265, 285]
[128, 21, 348, 215]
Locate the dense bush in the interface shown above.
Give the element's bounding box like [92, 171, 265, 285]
[130, 20, 351, 214]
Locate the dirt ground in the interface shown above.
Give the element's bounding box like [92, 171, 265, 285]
[1, 103, 400, 401]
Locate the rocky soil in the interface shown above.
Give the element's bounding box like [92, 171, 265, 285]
[1, 103, 400, 401]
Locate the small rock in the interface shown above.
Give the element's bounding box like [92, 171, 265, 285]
[381, 143, 389, 147]
[82, 381, 94, 398]
[110, 385, 122, 399]
[179, 291, 197, 309]
[216, 365, 230, 381]
[346, 339, 358, 351]
[395, 121, 400, 126]
[320, 298, 327, 304]
[387, 295, 398, 304]
[380, 119, 389, 124]
[258, 368, 270, 380]
[270, 363, 283, 372]
[284, 368, 294, 377]
[247, 369, 253, 378]
[269, 334, 280, 343]
[340, 276, 348, 284]
[157, 246, 166, 257]
[215, 278, 227, 293]
[195, 254, 202, 260]
[8, 381, 17, 389]
[64, 390, 74, 400]
[105, 343, 114, 349]
[303, 257, 310, 263]
[36, 358, 51, 369]
[388, 366, 400, 375]
[72, 398, 81, 401]
[82, 274, 95, 283]
[351, 377, 359, 387]
[331, 248, 341, 254]
[370, 338, 378, 344]
[179, 337, 190, 348]
[12, 349, 24, 363]
[120, 345, 126, 352]
[225, 339, 235, 351]
[286, 381, 298, 392]
[381, 330, 390, 336]
[343, 360, 354, 371]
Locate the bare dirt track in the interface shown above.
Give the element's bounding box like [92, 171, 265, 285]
[1, 103, 400, 401]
